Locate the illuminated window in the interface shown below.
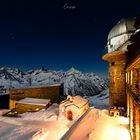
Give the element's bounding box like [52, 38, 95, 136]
[130, 70, 133, 85]
[126, 72, 128, 83]
[128, 72, 130, 84]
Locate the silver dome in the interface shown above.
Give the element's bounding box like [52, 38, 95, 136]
[108, 18, 136, 40]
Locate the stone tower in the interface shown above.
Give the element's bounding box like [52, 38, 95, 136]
[103, 51, 127, 107]
[103, 18, 136, 108]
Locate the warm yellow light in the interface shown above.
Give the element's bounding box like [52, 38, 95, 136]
[102, 125, 130, 140]
[117, 127, 131, 140]
[118, 117, 129, 125]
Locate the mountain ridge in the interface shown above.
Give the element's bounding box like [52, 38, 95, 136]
[0, 67, 108, 97]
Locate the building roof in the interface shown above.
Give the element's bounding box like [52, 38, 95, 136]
[16, 98, 51, 106]
[10, 83, 62, 90]
[62, 96, 88, 109]
[108, 18, 136, 40]
[71, 96, 88, 108]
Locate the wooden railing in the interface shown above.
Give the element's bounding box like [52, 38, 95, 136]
[60, 108, 91, 140]
[126, 85, 140, 105]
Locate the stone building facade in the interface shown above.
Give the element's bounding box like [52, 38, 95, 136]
[103, 16, 140, 140]
[103, 51, 127, 108]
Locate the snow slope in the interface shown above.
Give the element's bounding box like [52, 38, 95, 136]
[87, 89, 109, 108]
[0, 108, 130, 140]
[66, 108, 130, 140]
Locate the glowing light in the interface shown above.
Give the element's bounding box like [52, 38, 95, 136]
[117, 127, 131, 140]
[100, 125, 131, 140]
[118, 117, 129, 125]
[89, 117, 130, 140]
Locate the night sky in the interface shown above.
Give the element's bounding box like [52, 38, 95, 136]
[0, 0, 140, 77]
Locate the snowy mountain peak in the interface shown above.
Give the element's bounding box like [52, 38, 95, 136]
[66, 67, 81, 75]
[0, 67, 24, 75]
[37, 67, 48, 72]
[0, 67, 108, 97]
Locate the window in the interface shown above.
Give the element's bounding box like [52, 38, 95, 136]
[110, 45, 113, 48]
[130, 70, 133, 85]
[126, 72, 128, 83]
[67, 110, 73, 121]
[128, 72, 130, 84]
[111, 62, 115, 66]
[135, 69, 139, 89]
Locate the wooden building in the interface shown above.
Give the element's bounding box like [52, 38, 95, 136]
[9, 84, 63, 109]
[15, 98, 51, 114]
[125, 24, 140, 140]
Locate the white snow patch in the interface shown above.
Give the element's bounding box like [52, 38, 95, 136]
[67, 108, 130, 140]
[87, 89, 109, 108]
[17, 98, 51, 106]
[0, 106, 130, 140]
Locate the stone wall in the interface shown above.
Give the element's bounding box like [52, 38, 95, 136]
[103, 51, 127, 108]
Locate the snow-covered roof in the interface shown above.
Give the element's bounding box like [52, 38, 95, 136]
[10, 84, 62, 90]
[16, 98, 51, 106]
[62, 96, 88, 108]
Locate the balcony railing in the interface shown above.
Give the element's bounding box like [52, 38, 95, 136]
[126, 85, 140, 105]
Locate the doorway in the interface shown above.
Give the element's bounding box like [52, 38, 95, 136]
[67, 110, 73, 121]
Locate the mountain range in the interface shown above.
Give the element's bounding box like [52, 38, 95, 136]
[0, 67, 108, 98]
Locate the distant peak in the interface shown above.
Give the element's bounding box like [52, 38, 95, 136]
[34, 67, 48, 72]
[40, 67, 47, 71]
[0, 67, 19, 71]
[67, 67, 81, 74]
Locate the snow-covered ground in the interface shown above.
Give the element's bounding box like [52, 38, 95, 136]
[0, 104, 71, 140]
[22, 104, 59, 122]
[66, 108, 130, 140]
[87, 89, 109, 108]
[0, 105, 130, 140]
